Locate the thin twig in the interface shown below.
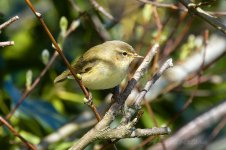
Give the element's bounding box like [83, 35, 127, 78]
[137, 0, 179, 10]
[5, 17, 80, 121]
[138, 0, 226, 17]
[167, 30, 208, 126]
[132, 136, 156, 150]
[5, 52, 58, 120]
[144, 100, 158, 127]
[149, 100, 226, 150]
[202, 115, 226, 150]
[119, 59, 173, 150]
[0, 41, 15, 47]
[68, 0, 110, 41]
[0, 16, 19, 48]
[0, 116, 37, 150]
[120, 44, 159, 105]
[179, 0, 226, 35]
[134, 59, 173, 108]
[208, 11, 226, 16]
[139, 105, 158, 146]
[0, 16, 19, 30]
[89, 14, 111, 41]
[89, 0, 114, 21]
[68, 0, 82, 13]
[161, 12, 188, 60]
[195, 0, 217, 7]
[162, 18, 193, 60]
[137, 0, 184, 10]
[25, 0, 101, 121]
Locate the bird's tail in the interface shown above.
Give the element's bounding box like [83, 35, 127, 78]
[54, 70, 70, 84]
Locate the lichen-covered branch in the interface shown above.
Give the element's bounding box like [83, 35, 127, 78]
[119, 44, 159, 104]
[134, 58, 173, 108]
[69, 44, 172, 150]
[131, 127, 171, 137]
[121, 59, 173, 125]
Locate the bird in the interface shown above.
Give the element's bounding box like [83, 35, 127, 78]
[54, 40, 143, 90]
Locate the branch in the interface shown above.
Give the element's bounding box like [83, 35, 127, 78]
[25, 0, 88, 97]
[89, 14, 111, 41]
[0, 16, 19, 30]
[4, 17, 80, 121]
[149, 100, 226, 150]
[145, 35, 226, 101]
[0, 41, 14, 47]
[68, 44, 172, 150]
[179, 0, 226, 35]
[5, 52, 58, 120]
[138, 0, 226, 17]
[25, 0, 101, 121]
[70, 125, 169, 150]
[39, 117, 96, 149]
[89, 0, 114, 21]
[131, 127, 171, 137]
[134, 59, 173, 108]
[137, 0, 183, 10]
[119, 44, 159, 104]
[121, 59, 173, 125]
[202, 114, 226, 149]
[0, 16, 19, 48]
[0, 116, 36, 150]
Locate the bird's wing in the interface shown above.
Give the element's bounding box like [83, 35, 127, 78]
[54, 70, 70, 83]
[73, 55, 99, 74]
[54, 45, 101, 84]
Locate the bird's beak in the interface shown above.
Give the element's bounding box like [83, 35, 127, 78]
[133, 53, 144, 59]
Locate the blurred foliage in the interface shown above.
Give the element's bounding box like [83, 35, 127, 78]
[0, 0, 226, 149]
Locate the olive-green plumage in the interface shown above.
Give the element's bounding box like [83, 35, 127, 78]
[54, 40, 143, 90]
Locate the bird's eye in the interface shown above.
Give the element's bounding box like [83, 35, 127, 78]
[122, 52, 128, 56]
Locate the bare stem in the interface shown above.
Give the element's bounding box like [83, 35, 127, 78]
[5, 52, 58, 120]
[89, 0, 114, 20]
[0, 116, 37, 150]
[137, 0, 184, 10]
[134, 58, 173, 108]
[179, 0, 226, 35]
[0, 16, 19, 30]
[25, 0, 101, 121]
[0, 41, 15, 47]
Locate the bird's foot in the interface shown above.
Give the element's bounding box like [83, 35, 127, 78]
[83, 92, 93, 105]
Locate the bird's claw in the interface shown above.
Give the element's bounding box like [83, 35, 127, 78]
[83, 92, 93, 105]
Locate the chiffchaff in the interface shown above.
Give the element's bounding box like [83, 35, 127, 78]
[54, 40, 143, 90]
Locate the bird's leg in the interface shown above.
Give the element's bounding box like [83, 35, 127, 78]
[83, 89, 93, 105]
[112, 85, 120, 103]
[77, 74, 93, 104]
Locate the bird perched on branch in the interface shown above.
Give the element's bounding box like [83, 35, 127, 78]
[54, 40, 143, 90]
